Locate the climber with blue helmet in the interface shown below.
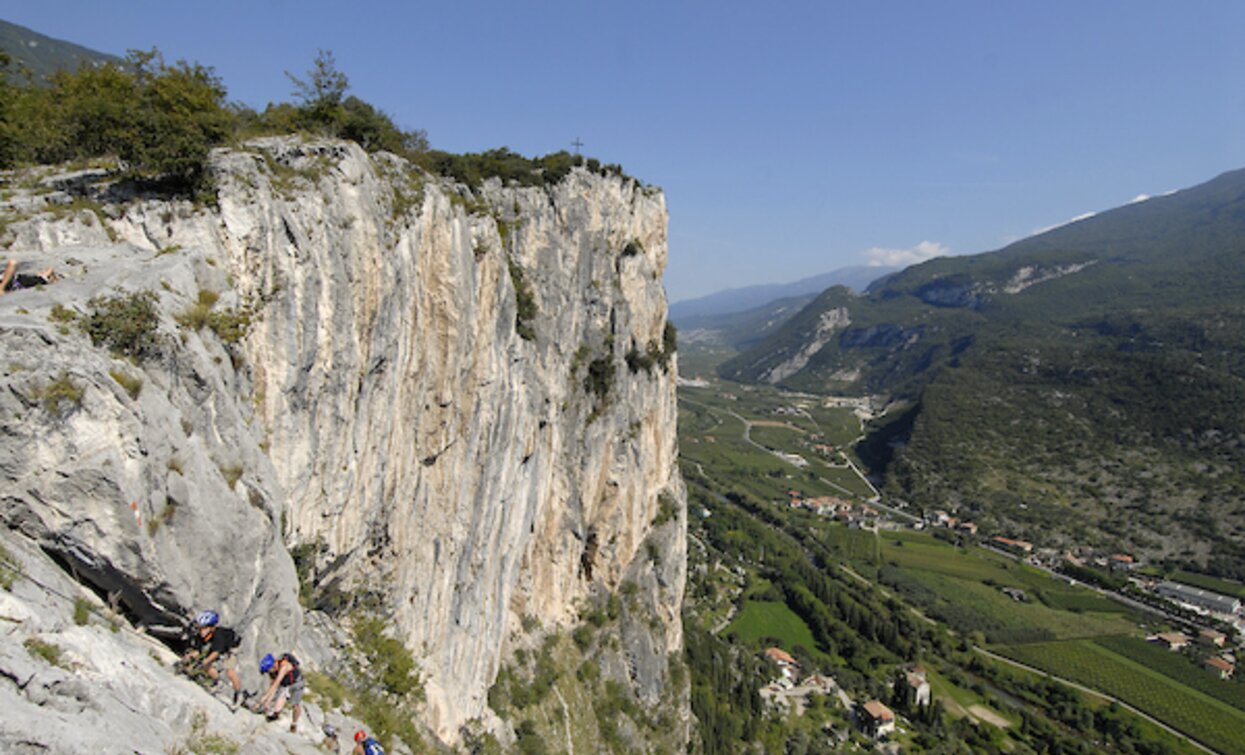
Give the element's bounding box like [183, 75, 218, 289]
[254, 650, 305, 733]
[178, 609, 245, 710]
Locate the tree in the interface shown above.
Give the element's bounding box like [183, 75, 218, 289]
[286, 49, 349, 132]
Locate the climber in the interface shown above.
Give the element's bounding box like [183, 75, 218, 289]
[179, 609, 245, 710]
[322, 723, 341, 753]
[254, 651, 305, 733]
[352, 730, 385, 755]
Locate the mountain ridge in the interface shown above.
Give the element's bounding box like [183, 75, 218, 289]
[0, 19, 122, 82]
[719, 166, 1245, 577]
[670, 264, 893, 321]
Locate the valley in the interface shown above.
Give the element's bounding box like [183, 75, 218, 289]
[679, 345, 1245, 754]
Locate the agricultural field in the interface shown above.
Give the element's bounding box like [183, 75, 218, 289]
[876, 531, 1135, 643]
[679, 386, 876, 504]
[820, 524, 880, 564]
[1092, 635, 1245, 713]
[924, 668, 1015, 728]
[997, 639, 1245, 754]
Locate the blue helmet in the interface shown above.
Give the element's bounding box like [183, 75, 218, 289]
[259, 653, 275, 673]
[194, 610, 219, 627]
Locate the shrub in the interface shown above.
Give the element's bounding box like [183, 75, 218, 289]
[109, 369, 143, 399]
[81, 291, 161, 359]
[305, 669, 348, 709]
[653, 493, 678, 526]
[24, 637, 66, 667]
[176, 291, 254, 345]
[147, 501, 177, 535]
[621, 239, 644, 257]
[585, 356, 615, 402]
[0, 542, 21, 590]
[37, 372, 84, 415]
[351, 616, 424, 702]
[507, 260, 538, 341]
[73, 598, 91, 625]
[218, 464, 243, 489]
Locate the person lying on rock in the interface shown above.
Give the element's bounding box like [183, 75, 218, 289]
[0, 259, 58, 293]
[180, 610, 245, 710]
[254, 651, 305, 733]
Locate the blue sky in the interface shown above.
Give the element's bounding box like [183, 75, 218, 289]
[6, 2, 1245, 302]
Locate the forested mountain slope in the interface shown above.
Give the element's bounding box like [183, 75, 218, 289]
[721, 169, 1245, 576]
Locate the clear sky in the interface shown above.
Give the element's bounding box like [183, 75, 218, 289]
[5, 1, 1244, 302]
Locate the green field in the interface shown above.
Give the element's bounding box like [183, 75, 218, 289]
[680, 390, 875, 503]
[877, 531, 1134, 643]
[821, 524, 880, 563]
[727, 600, 818, 652]
[1170, 570, 1245, 599]
[997, 639, 1245, 754]
[1092, 635, 1245, 713]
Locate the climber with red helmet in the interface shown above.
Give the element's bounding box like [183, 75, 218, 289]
[254, 651, 305, 733]
[178, 609, 245, 710]
[352, 729, 385, 755]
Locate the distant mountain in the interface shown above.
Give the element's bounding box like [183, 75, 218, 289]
[677, 294, 816, 353]
[669, 265, 893, 322]
[721, 168, 1245, 577]
[0, 19, 121, 83]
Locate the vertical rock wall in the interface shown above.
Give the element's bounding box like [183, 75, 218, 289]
[1, 138, 685, 741]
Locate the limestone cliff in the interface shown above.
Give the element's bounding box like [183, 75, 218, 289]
[0, 137, 686, 749]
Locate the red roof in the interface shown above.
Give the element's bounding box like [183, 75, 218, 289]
[1206, 657, 1234, 672]
[862, 700, 894, 721]
[765, 647, 797, 666]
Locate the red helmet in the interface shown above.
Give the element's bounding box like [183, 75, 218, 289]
[354, 730, 367, 742]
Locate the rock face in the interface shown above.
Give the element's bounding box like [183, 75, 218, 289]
[0, 138, 686, 746]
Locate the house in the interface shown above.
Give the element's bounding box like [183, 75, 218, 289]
[991, 536, 1034, 554]
[902, 665, 931, 707]
[1109, 554, 1136, 572]
[1199, 629, 1228, 648]
[1205, 656, 1235, 680]
[859, 699, 896, 739]
[958, 521, 978, 535]
[1153, 632, 1190, 651]
[1156, 581, 1242, 616]
[765, 647, 800, 680]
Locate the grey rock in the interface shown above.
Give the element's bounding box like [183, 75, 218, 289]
[0, 136, 687, 745]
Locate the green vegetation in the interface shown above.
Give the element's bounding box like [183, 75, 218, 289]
[108, 369, 143, 399]
[507, 259, 537, 341]
[175, 290, 253, 345]
[306, 616, 425, 752]
[1, 44, 616, 208]
[147, 500, 177, 535]
[1093, 635, 1245, 713]
[422, 148, 628, 189]
[176, 710, 239, 755]
[36, 371, 84, 415]
[23, 637, 66, 667]
[998, 638, 1245, 754]
[0, 542, 19, 589]
[726, 600, 818, 650]
[73, 597, 91, 625]
[80, 291, 161, 359]
[680, 369, 1205, 754]
[217, 464, 243, 489]
[718, 168, 1245, 578]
